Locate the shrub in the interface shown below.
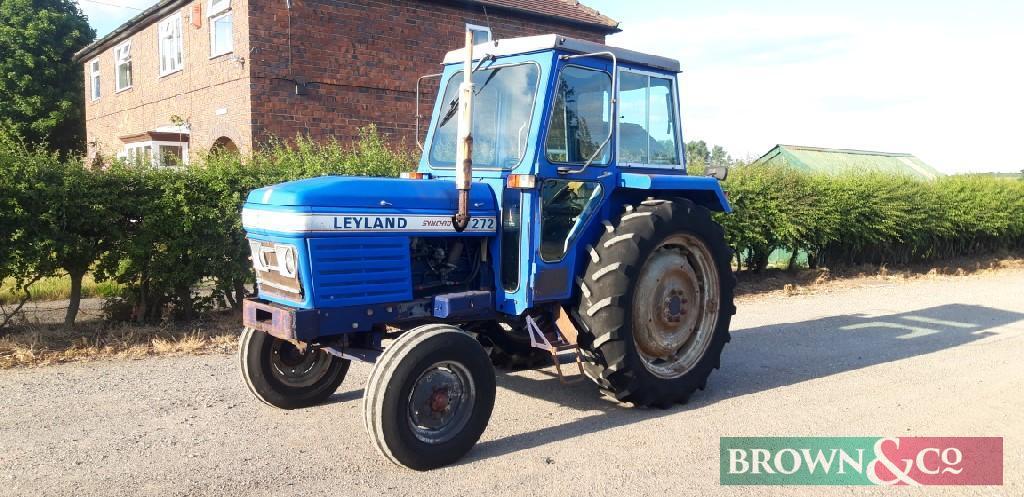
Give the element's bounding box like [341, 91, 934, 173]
[2, 126, 416, 327]
[719, 165, 1024, 270]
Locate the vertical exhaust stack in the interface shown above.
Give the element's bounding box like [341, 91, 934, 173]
[452, 29, 475, 232]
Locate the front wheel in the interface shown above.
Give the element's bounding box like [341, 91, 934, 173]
[363, 324, 496, 470]
[239, 327, 350, 409]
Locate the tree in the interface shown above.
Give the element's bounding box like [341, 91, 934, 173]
[0, 0, 95, 154]
[0, 134, 122, 329]
[686, 140, 710, 166]
[711, 145, 733, 168]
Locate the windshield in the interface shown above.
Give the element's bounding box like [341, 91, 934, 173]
[429, 63, 540, 169]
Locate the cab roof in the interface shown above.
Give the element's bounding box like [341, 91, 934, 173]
[442, 34, 681, 73]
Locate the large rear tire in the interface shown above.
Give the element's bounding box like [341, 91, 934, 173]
[576, 198, 736, 407]
[363, 324, 496, 470]
[239, 327, 350, 409]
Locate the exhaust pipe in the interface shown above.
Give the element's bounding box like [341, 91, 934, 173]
[452, 29, 475, 232]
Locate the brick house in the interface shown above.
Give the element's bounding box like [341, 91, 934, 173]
[73, 0, 619, 165]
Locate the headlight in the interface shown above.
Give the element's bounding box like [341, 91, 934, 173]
[278, 245, 298, 278]
[248, 240, 303, 300]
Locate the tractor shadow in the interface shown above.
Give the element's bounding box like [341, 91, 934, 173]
[465, 303, 1023, 463]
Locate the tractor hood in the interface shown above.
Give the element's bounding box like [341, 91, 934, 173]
[242, 176, 498, 236]
[245, 176, 496, 211]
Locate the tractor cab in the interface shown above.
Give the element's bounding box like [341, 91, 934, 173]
[238, 33, 734, 471]
[414, 34, 729, 314]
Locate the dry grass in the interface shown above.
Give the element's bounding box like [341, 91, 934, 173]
[0, 311, 239, 369]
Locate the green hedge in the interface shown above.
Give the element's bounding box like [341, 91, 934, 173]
[2, 129, 1021, 327]
[718, 164, 1024, 270]
[0, 127, 414, 326]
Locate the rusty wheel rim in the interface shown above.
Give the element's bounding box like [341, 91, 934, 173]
[632, 233, 720, 379]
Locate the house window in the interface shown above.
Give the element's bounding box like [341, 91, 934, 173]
[122, 141, 189, 167]
[209, 0, 232, 56]
[618, 71, 681, 166]
[159, 14, 184, 76]
[466, 23, 491, 45]
[158, 144, 185, 166]
[114, 41, 132, 92]
[90, 60, 101, 100]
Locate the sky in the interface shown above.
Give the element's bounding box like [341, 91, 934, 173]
[76, 0, 1024, 173]
[586, 0, 1024, 173]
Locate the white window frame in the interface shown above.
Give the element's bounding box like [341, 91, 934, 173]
[466, 23, 492, 45]
[209, 10, 233, 57]
[123, 141, 189, 167]
[114, 40, 132, 92]
[615, 68, 685, 169]
[158, 13, 184, 76]
[89, 59, 101, 101]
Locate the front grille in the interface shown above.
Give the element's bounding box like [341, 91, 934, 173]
[308, 237, 412, 307]
[255, 268, 303, 302]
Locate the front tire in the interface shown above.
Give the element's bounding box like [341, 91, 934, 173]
[239, 327, 350, 409]
[363, 324, 496, 470]
[577, 198, 736, 407]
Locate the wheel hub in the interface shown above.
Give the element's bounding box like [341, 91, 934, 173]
[429, 388, 451, 413]
[662, 289, 688, 323]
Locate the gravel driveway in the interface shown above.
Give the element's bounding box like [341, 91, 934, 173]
[2, 270, 1022, 497]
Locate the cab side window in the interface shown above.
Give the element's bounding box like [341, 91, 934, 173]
[618, 71, 681, 166]
[546, 66, 612, 164]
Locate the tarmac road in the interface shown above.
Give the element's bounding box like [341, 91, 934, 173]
[2, 270, 1022, 497]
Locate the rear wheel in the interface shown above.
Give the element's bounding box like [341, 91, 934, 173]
[364, 324, 496, 470]
[577, 198, 736, 407]
[239, 327, 350, 409]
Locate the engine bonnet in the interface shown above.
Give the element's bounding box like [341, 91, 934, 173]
[245, 176, 496, 211]
[242, 176, 498, 237]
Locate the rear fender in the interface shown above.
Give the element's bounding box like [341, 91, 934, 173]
[617, 172, 732, 213]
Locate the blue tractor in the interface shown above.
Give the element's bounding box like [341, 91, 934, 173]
[239, 33, 735, 470]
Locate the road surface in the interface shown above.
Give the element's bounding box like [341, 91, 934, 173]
[2, 270, 1022, 496]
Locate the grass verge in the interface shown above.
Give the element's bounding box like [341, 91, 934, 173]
[0, 311, 238, 369]
[0, 274, 124, 305]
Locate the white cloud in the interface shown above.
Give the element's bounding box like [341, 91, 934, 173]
[607, 10, 1024, 173]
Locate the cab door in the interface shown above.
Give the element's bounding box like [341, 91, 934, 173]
[530, 56, 618, 303]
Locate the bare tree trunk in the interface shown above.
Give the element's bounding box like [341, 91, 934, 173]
[135, 280, 148, 325]
[0, 295, 30, 334]
[233, 280, 247, 309]
[64, 270, 86, 328]
[176, 286, 194, 322]
[787, 246, 801, 272]
[0, 276, 41, 334]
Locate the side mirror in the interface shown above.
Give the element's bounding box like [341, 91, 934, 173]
[706, 165, 729, 181]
